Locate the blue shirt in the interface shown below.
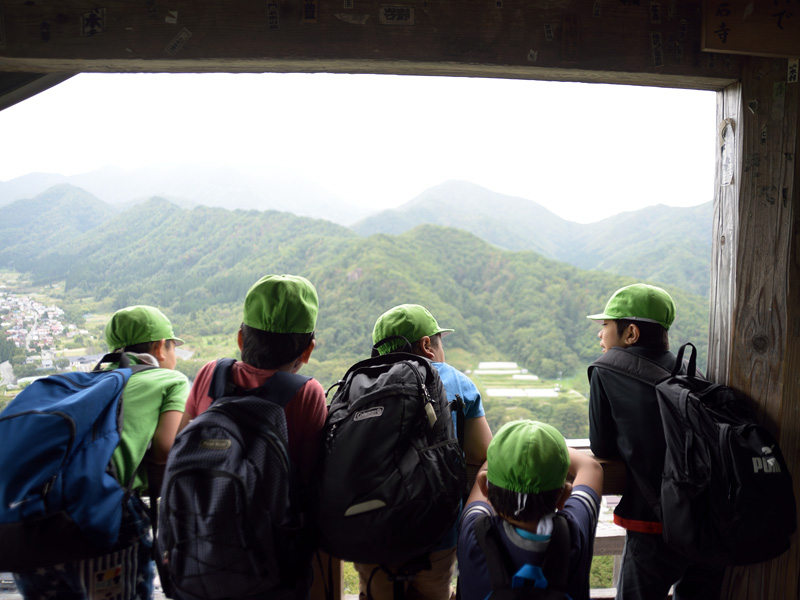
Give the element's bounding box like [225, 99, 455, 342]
[432, 361, 486, 550]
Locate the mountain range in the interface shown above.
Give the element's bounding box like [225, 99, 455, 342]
[1, 169, 712, 297]
[0, 183, 711, 377]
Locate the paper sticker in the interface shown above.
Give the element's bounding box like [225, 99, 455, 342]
[82, 8, 106, 36]
[344, 0, 354, 7]
[651, 32, 664, 67]
[304, 0, 317, 22]
[527, 49, 538, 62]
[165, 27, 191, 55]
[267, 1, 280, 30]
[789, 59, 799, 84]
[650, 1, 661, 24]
[720, 119, 735, 187]
[165, 11, 178, 24]
[379, 6, 414, 25]
[593, 1, 601, 17]
[544, 23, 554, 42]
[336, 13, 369, 24]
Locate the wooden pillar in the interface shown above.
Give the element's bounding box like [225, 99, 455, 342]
[710, 56, 800, 600]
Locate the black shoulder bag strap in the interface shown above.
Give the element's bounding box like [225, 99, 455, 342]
[208, 357, 311, 409]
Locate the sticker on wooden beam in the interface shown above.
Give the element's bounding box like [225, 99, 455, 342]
[650, 31, 664, 67]
[702, 1, 800, 58]
[789, 59, 799, 84]
[592, 1, 601, 18]
[719, 119, 734, 186]
[379, 6, 414, 25]
[165, 11, 178, 24]
[544, 23, 554, 42]
[344, 0, 354, 8]
[165, 27, 191, 55]
[668, 0, 676, 21]
[147, 0, 158, 20]
[336, 13, 369, 24]
[82, 8, 106, 36]
[304, 0, 318, 22]
[267, 1, 280, 30]
[650, 1, 661, 24]
[527, 49, 538, 62]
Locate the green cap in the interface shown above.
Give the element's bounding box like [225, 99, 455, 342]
[242, 274, 318, 334]
[104, 305, 184, 351]
[372, 304, 454, 355]
[587, 283, 676, 331]
[487, 420, 569, 494]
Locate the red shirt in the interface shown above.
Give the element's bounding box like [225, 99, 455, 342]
[184, 360, 327, 481]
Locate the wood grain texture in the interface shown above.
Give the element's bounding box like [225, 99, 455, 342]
[720, 56, 799, 600]
[0, 0, 741, 89]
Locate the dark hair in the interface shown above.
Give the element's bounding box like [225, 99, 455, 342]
[121, 339, 175, 354]
[240, 323, 314, 370]
[616, 319, 669, 351]
[487, 481, 562, 523]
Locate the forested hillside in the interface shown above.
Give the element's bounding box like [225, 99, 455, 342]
[353, 181, 713, 296]
[0, 189, 710, 380]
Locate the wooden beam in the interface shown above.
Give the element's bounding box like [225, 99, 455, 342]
[712, 56, 800, 600]
[0, 1, 741, 90]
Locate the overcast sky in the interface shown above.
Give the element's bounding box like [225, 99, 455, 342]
[0, 72, 716, 224]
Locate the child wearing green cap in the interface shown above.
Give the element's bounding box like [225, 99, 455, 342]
[179, 273, 327, 483]
[357, 304, 494, 599]
[457, 420, 603, 600]
[586, 284, 725, 600]
[13, 304, 190, 600]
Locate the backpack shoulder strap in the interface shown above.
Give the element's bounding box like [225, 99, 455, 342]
[540, 513, 570, 593]
[209, 358, 311, 409]
[474, 515, 514, 592]
[588, 347, 670, 387]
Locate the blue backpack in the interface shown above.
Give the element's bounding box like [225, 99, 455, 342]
[0, 353, 154, 572]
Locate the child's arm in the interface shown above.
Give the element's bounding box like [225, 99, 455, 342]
[151, 410, 184, 464]
[464, 416, 493, 465]
[465, 460, 490, 506]
[567, 447, 603, 498]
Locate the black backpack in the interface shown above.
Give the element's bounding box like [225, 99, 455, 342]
[590, 342, 797, 565]
[158, 359, 313, 600]
[314, 337, 468, 567]
[473, 514, 570, 600]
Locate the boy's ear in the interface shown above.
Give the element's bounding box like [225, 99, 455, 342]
[624, 323, 640, 346]
[555, 483, 572, 510]
[299, 338, 315, 364]
[237, 327, 244, 352]
[150, 339, 167, 361]
[417, 336, 436, 360]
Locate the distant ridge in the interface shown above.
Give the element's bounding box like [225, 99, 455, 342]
[0, 165, 371, 225]
[352, 180, 712, 296]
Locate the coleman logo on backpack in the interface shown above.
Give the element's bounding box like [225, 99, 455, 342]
[354, 407, 384, 421]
